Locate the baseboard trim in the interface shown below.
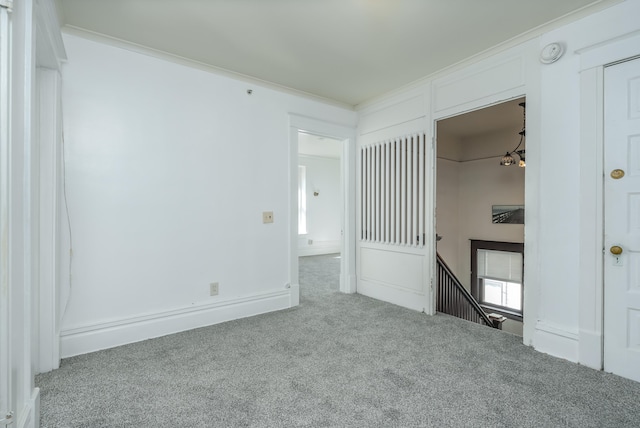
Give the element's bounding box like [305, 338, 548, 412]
[298, 244, 341, 257]
[17, 388, 39, 428]
[342, 274, 357, 294]
[578, 328, 603, 370]
[534, 321, 579, 362]
[357, 279, 425, 312]
[60, 289, 291, 358]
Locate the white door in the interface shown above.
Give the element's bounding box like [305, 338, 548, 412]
[604, 57, 640, 382]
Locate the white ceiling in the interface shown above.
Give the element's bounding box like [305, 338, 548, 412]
[56, 0, 616, 107]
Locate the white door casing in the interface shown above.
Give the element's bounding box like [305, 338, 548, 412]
[289, 114, 357, 303]
[603, 57, 640, 382]
[0, 2, 13, 422]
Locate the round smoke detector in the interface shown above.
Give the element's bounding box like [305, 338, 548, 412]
[540, 42, 564, 64]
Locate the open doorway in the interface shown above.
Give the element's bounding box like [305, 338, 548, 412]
[435, 97, 526, 336]
[288, 114, 356, 306]
[298, 132, 343, 297]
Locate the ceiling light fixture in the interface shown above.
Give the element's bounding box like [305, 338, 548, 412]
[500, 102, 526, 167]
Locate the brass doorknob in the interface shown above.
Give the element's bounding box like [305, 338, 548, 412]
[611, 169, 625, 179]
[610, 246, 623, 255]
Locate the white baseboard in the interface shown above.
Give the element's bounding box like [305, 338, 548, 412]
[341, 274, 357, 294]
[298, 240, 341, 257]
[533, 321, 579, 363]
[357, 279, 425, 312]
[60, 289, 292, 358]
[579, 329, 603, 370]
[17, 388, 39, 428]
[289, 284, 300, 306]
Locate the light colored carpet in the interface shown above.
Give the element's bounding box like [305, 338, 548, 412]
[36, 254, 640, 427]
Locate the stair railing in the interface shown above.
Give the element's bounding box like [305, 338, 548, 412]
[436, 253, 502, 328]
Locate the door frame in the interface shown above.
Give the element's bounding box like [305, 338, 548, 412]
[0, 2, 13, 420]
[431, 96, 528, 329]
[578, 33, 640, 370]
[288, 114, 357, 303]
[601, 56, 640, 380]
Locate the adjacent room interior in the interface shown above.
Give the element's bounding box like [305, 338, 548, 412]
[436, 98, 526, 336]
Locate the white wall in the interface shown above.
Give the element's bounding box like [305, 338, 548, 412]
[358, 0, 640, 367]
[298, 155, 342, 256]
[437, 128, 525, 285]
[458, 167, 525, 286]
[437, 156, 525, 288]
[59, 33, 356, 357]
[534, 0, 640, 366]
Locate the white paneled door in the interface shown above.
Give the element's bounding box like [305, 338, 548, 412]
[604, 57, 640, 382]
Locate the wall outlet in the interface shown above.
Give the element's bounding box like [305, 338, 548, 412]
[262, 211, 274, 223]
[210, 282, 219, 296]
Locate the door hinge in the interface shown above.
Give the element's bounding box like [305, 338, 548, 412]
[0, 1, 12, 10]
[0, 411, 14, 426]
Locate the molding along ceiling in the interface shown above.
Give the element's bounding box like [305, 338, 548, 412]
[56, 0, 620, 107]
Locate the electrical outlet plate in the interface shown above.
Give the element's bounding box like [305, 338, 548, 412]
[262, 211, 274, 223]
[210, 282, 219, 296]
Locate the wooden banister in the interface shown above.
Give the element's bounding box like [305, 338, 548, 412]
[436, 253, 501, 329]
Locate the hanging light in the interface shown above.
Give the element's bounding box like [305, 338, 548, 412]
[500, 102, 526, 167]
[500, 152, 515, 166]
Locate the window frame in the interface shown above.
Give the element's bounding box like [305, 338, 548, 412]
[470, 240, 524, 321]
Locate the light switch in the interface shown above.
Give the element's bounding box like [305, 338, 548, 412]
[262, 211, 274, 223]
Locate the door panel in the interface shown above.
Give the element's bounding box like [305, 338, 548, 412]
[604, 57, 640, 382]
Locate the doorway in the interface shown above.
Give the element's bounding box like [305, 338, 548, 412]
[603, 56, 640, 382]
[435, 97, 526, 336]
[298, 132, 343, 296]
[288, 115, 356, 304]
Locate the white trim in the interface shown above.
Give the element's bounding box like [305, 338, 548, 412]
[534, 321, 580, 362]
[37, 68, 62, 373]
[289, 114, 357, 295]
[60, 289, 291, 358]
[298, 241, 341, 257]
[0, 3, 12, 421]
[577, 30, 640, 70]
[578, 66, 605, 370]
[357, 280, 426, 313]
[16, 388, 38, 428]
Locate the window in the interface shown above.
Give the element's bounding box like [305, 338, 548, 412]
[298, 165, 307, 234]
[471, 240, 524, 320]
